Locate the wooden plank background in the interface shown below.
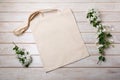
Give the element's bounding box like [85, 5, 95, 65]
[0, 0, 120, 80]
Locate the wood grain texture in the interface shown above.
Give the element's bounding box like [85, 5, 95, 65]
[0, 44, 120, 55]
[1, 12, 120, 21]
[0, 56, 43, 67]
[81, 33, 120, 43]
[1, 0, 120, 3]
[0, 0, 120, 80]
[0, 33, 35, 43]
[0, 22, 31, 32]
[0, 22, 119, 33]
[0, 44, 39, 55]
[0, 68, 120, 80]
[0, 56, 120, 68]
[0, 33, 119, 44]
[0, 3, 120, 12]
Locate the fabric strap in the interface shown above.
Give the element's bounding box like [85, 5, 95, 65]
[13, 9, 58, 36]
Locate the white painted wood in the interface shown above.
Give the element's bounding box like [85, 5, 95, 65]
[0, 22, 31, 32]
[1, 12, 120, 22]
[65, 56, 120, 67]
[0, 44, 39, 55]
[74, 12, 120, 22]
[78, 22, 120, 32]
[0, 3, 120, 12]
[0, 0, 120, 79]
[0, 56, 120, 68]
[1, 0, 120, 3]
[0, 68, 120, 80]
[0, 33, 35, 43]
[0, 22, 119, 32]
[0, 56, 43, 67]
[86, 44, 120, 55]
[0, 33, 119, 43]
[0, 33, 120, 44]
[0, 44, 120, 55]
[81, 33, 120, 44]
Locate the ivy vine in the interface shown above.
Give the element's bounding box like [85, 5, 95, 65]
[86, 9, 113, 64]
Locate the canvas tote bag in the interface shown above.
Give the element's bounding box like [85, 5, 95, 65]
[13, 9, 89, 72]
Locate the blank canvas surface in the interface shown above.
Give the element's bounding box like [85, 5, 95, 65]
[30, 9, 89, 72]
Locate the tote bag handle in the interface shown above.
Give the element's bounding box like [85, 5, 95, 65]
[13, 9, 58, 36]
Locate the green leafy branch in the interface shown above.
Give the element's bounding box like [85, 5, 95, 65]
[86, 9, 113, 64]
[13, 42, 32, 67]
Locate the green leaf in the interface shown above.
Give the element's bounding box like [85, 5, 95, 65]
[86, 13, 90, 18]
[99, 56, 103, 61]
[106, 33, 112, 37]
[102, 57, 106, 62]
[98, 56, 106, 62]
[16, 49, 24, 55]
[26, 52, 29, 54]
[98, 47, 104, 54]
[13, 45, 19, 51]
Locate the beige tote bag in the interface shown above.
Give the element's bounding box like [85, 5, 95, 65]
[14, 9, 89, 72]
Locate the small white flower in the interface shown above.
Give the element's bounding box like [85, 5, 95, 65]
[88, 9, 94, 13]
[111, 27, 114, 31]
[92, 13, 97, 18]
[17, 54, 22, 58]
[109, 26, 114, 31]
[95, 40, 98, 43]
[90, 17, 94, 21]
[104, 26, 113, 32]
[97, 44, 103, 48]
[93, 9, 99, 15]
[96, 11, 100, 17]
[95, 20, 99, 24]
[110, 39, 114, 43]
[96, 25, 99, 28]
[103, 28, 106, 32]
[22, 55, 32, 67]
[97, 25, 102, 29]
[97, 31, 102, 35]
[99, 44, 103, 47]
